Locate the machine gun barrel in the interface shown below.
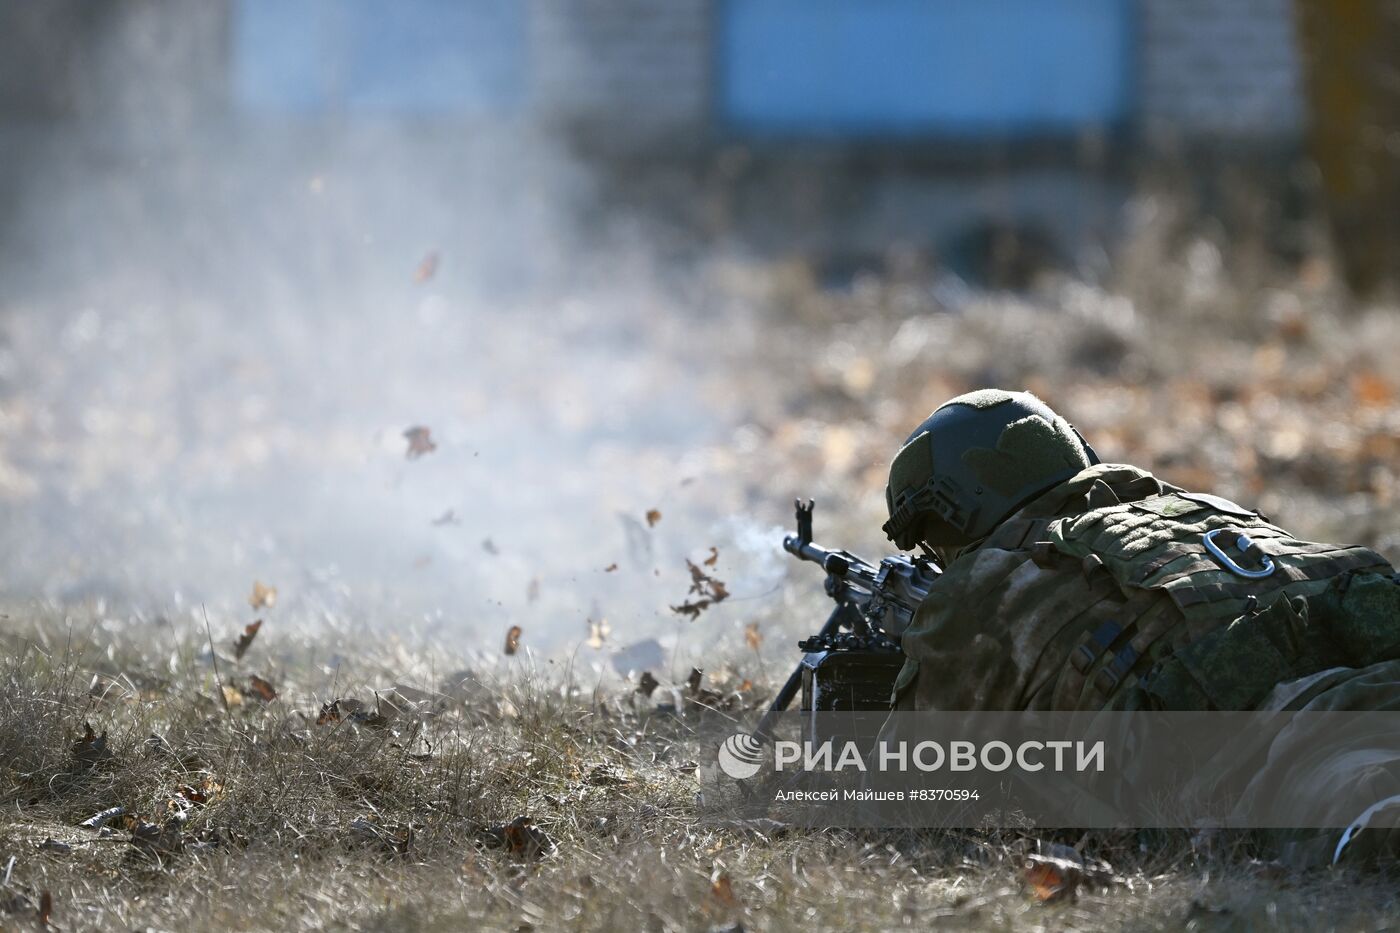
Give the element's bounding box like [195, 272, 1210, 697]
[752, 499, 942, 742]
[782, 515, 882, 596]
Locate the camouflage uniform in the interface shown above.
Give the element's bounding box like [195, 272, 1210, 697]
[879, 389, 1400, 865]
[890, 461, 1396, 714]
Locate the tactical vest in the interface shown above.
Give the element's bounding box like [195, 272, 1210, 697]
[987, 489, 1392, 710]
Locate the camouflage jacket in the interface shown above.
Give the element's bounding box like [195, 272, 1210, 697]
[891, 463, 1393, 712]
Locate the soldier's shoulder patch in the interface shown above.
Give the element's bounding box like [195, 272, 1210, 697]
[1177, 492, 1257, 518]
[1130, 494, 1210, 519]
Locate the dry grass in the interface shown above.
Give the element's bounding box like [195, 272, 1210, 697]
[0, 614, 1397, 932]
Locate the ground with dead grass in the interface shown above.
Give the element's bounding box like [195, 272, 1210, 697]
[1, 612, 1399, 932]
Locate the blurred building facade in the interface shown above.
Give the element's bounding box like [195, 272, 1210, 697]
[2, 0, 1367, 288]
[0, 0, 1304, 143]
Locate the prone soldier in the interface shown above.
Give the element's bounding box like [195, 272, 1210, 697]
[874, 388, 1400, 863]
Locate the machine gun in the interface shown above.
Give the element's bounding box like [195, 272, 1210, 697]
[755, 499, 941, 740]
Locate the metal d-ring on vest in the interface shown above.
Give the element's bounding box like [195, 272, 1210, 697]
[1203, 528, 1277, 579]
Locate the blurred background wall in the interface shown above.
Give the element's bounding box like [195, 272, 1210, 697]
[2, 0, 1391, 292]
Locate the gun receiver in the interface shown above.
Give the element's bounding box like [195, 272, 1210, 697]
[756, 499, 941, 739]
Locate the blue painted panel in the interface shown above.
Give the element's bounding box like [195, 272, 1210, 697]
[232, 0, 524, 115]
[720, 0, 1131, 135]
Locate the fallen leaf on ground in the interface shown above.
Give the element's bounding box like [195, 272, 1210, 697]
[1021, 843, 1117, 902]
[38, 838, 71, 854]
[349, 816, 413, 855]
[687, 668, 704, 694]
[129, 818, 184, 860]
[1023, 851, 1082, 902]
[233, 619, 263, 659]
[176, 776, 222, 807]
[316, 697, 368, 725]
[584, 763, 631, 786]
[504, 625, 523, 656]
[72, 723, 110, 769]
[637, 672, 660, 697]
[403, 426, 436, 459]
[501, 816, 555, 860]
[710, 872, 740, 908]
[249, 581, 277, 610]
[38, 890, 51, 927]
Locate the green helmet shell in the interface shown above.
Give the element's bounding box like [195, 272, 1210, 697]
[883, 389, 1099, 549]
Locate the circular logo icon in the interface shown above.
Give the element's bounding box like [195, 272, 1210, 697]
[717, 732, 765, 779]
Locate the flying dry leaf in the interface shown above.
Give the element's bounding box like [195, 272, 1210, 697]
[645, 509, 662, 528]
[233, 619, 263, 659]
[38, 890, 51, 927]
[674, 559, 730, 618]
[637, 671, 660, 697]
[222, 685, 244, 708]
[431, 509, 459, 526]
[481, 538, 499, 556]
[403, 425, 436, 459]
[744, 622, 762, 651]
[413, 250, 440, 283]
[603, 563, 618, 572]
[504, 625, 523, 656]
[247, 675, 277, 702]
[527, 577, 540, 603]
[703, 546, 719, 567]
[248, 581, 277, 610]
[670, 599, 711, 620]
[586, 618, 612, 650]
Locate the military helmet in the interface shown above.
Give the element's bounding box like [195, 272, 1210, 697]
[883, 389, 1099, 550]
